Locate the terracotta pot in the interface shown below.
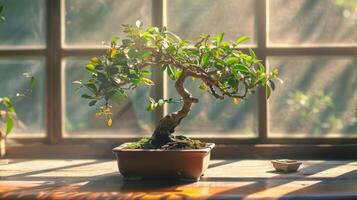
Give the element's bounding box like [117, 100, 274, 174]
[112, 143, 215, 181]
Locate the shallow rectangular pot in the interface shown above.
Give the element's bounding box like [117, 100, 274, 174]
[271, 159, 302, 172]
[112, 143, 215, 181]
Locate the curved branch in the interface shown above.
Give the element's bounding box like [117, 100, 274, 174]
[151, 69, 198, 146]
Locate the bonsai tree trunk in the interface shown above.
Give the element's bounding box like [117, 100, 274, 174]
[151, 69, 198, 147]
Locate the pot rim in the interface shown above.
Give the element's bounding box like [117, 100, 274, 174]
[112, 142, 215, 153]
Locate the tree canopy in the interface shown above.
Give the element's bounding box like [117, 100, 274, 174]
[75, 21, 281, 125]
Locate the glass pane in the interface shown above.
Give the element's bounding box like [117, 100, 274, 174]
[63, 58, 154, 137]
[0, 0, 46, 49]
[167, 0, 256, 45]
[0, 58, 46, 136]
[268, 0, 357, 46]
[64, 0, 152, 47]
[268, 56, 357, 137]
[167, 79, 258, 138]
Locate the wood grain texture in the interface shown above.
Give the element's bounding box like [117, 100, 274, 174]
[0, 159, 357, 199]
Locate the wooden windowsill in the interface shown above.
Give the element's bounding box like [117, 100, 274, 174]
[1, 159, 357, 199]
[5, 142, 357, 159]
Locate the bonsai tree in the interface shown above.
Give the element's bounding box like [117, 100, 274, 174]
[74, 21, 281, 149]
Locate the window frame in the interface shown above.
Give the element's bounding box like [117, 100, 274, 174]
[2, 0, 357, 158]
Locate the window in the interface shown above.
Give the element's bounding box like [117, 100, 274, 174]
[1, 0, 356, 157]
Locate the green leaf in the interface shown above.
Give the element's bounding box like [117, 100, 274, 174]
[226, 57, 238, 66]
[97, 72, 107, 82]
[85, 83, 97, 93]
[236, 36, 249, 44]
[112, 90, 127, 103]
[91, 57, 100, 64]
[30, 76, 36, 89]
[215, 32, 224, 44]
[258, 63, 265, 73]
[146, 103, 157, 112]
[81, 94, 94, 99]
[111, 48, 119, 58]
[161, 65, 167, 71]
[175, 68, 183, 79]
[227, 77, 238, 89]
[233, 64, 249, 73]
[142, 70, 152, 76]
[266, 85, 271, 99]
[3, 97, 15, 113]
[141, 77, 155, 86]
[136, 50, 152, 60]
[157, 99, 165, 106]
[167, 65, 175, 80]
[201, 53, 211, 66]
[111, 36, 119, 45]
[272, 67, 279, 76]
[85, 64, 96, 73]
[269, 80, 276, 90]
[89, 100, 97, 106]
[198, 83, 207, 90]
[5, 116, 13, 135]
[148, 96, 156, 104]
[248, 48, 257, 60]
[128, 73, 141, 84]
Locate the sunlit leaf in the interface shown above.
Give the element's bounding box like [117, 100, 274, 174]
[236, 36, 249, 44]
[107, 118, 113, 126]
[248, 48, 256, 60]
[91, 57, 100, 64]
[111, 36, 119, 45]
[233, 98, 239, 105]
[175, 68, 183, 79]
[215, 32, 224, 44]
[5, 116, 13, 135]
[85, 64, 96, 73]
[167, 65, 175, 80]
[141, 77, 155, 86]
[201, 53, 211, 66]
[158, 99, 165, 106]
[226, 57, 238, 65]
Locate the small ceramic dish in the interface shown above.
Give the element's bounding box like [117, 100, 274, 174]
[271, 159, 302, 172]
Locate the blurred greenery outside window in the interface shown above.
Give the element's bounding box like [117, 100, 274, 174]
[0, 0, 355, 138]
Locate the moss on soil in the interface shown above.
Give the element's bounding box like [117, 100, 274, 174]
[125, 135, 206, 150]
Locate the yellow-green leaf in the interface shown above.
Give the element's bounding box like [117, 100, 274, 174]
[91, 57, 100, 64]
[107, 118, 113, 126]
[111, 48, 119, 58]
[236, 36, 249, 44]
[198, 83, 207, 90]
[233, 98, 239, 105]
[85, 64, 96, 73]
[141, 77, 155, 86]
[5, 115, 14, 135]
